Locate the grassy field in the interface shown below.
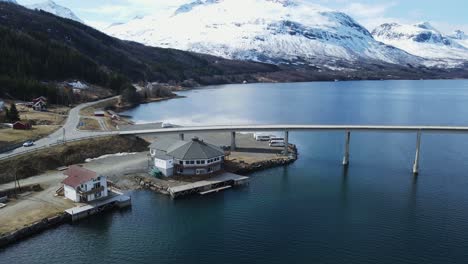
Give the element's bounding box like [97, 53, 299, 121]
[0, 126, 60, 149]
[17, 105, 69, 126]
[78, 117, 101, 131]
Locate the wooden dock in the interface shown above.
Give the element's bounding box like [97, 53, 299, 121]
[65, 190, 131, 221]
[168, 172, 249, 198]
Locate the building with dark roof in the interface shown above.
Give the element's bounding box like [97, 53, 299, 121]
[150, 137, 226, 177]
[62, 165, 108, 203]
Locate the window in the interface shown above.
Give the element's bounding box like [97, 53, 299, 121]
[201, 160, 206, 164]
[179, 161, 183, 165]
[196, 160, 201, 165]
[190, 161, 195, 165]
[93, 182, 101, 189]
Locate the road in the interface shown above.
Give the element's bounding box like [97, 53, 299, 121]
[0, 96, 119, 160]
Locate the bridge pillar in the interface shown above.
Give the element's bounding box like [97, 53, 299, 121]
[179, 133, 184, 141]
[413, 131, 422, 175]
[284, 131, 289, 155]
[231, 132, 236, 151]
[342, 130, 351, 166]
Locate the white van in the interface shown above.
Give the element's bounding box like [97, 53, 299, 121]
[269, 141, 285, 147]
[269, 137, 284, 143]
[254, 133, 271, 141]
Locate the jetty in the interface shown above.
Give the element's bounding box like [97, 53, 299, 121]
[168, 172, 249, 198]
[65, 190, 131, 221]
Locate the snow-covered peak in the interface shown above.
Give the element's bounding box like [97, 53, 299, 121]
[449, 30, 468, 49]
[27, 1, 83, 23]
[106, 0, 419, 67]
[372, 22, 468, 65]
[450, 30, 467, 40]
[415, 22, 437, 31]
[372, 22, 461, 46]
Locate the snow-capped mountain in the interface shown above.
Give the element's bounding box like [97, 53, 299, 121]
[106, 0, 421, 68]
[0, 0, 17, 4]
[27, 1, 83, 23]
[372, 22, 468, 66]
[449, 30, 468, 48]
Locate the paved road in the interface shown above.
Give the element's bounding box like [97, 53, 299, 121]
[0, 96, 119, 160]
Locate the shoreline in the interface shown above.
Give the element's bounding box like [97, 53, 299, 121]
[131, 145, 298, 197]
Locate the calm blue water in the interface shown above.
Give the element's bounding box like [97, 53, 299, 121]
[2, 80, 468, 264]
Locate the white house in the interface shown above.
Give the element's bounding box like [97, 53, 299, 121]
[150, 137, 225, 177]
[62, 165, 109, 203]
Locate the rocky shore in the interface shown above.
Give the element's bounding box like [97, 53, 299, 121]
[0, 213, 69, 248]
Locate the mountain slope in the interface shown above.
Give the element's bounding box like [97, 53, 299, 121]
[106, 0, 421, 68]
[27, 0, 83, 23]
[372, 22, 468, 66]
[449, 30, 468, 48]
[0, 2, 281, 102]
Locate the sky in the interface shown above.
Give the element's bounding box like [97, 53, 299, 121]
[17, 0, 468, 33]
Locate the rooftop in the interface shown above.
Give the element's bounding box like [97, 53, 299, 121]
[62, 165, 99, 188]
[150, 137, 224, 160]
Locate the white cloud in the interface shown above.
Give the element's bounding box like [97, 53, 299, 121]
[338, 2, 400, 31]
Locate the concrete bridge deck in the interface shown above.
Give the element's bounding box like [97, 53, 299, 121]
[119, 123, 468, 175]
[119, 124, 468, 135]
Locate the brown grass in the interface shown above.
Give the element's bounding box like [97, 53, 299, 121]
[0, 136, 150, 184]
[17, 105, 69, 126]
[0, 126, 60, 148]
[78, 118, 101, 131]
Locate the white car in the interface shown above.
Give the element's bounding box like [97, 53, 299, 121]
[23, 140, 34, 147]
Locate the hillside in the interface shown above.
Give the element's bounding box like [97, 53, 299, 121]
[0, 2, 279, 102]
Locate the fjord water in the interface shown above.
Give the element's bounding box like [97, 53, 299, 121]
[3, 80, 468, 263]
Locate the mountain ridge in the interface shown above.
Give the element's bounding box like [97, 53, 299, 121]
[27, 0, 83, 23]
[106, 0, 423, 69]
[372, 22, 468, 67]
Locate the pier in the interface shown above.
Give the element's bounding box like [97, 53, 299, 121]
[65, 190, 131, 221]
[168, 172, 249, 198]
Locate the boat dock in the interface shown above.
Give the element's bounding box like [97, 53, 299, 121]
[168, 172, 249, 198]
[65, 190, 131, 221]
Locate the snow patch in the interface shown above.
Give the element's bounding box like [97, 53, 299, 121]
[85, 152, 137, 163]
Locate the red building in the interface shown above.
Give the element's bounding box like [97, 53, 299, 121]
[13, 121, 32, 130]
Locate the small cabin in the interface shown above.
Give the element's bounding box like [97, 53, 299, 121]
[13, 121, 32, 130]
[94, 111, 105, 117]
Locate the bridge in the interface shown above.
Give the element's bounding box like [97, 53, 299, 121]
[119, 124, 468, 175]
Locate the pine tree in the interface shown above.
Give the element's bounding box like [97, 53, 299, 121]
[8, 103, 20, 122]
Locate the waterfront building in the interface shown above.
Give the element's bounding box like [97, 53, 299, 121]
[62, 165, 109, 203]
[150, 137, 225, 177]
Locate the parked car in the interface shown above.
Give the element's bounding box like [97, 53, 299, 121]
[162, 122, 173, 128]
[23, 140, 34, 147]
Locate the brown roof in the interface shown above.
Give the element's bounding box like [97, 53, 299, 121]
[62, 165, 98, 188]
